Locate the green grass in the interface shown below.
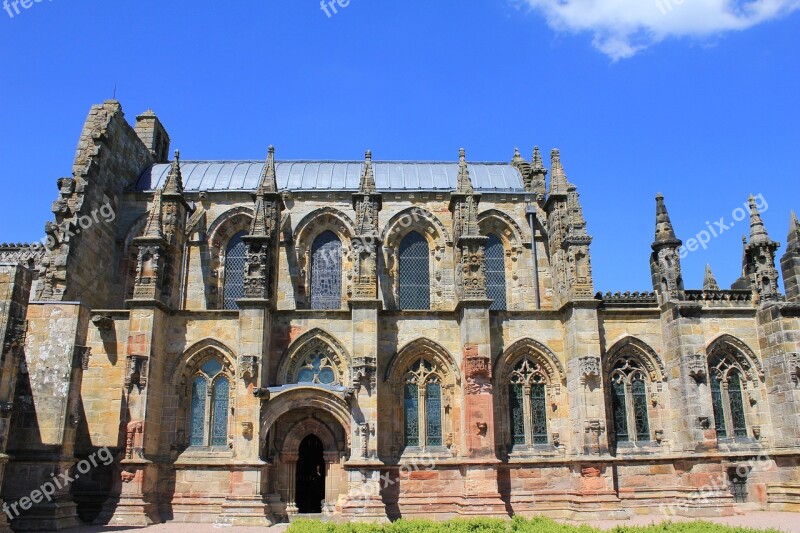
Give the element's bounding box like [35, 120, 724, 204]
[287, 516, 782, 533]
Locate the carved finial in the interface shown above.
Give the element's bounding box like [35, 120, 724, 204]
[532, 146, 544, 172]
[456, 148, 474, 194]
[548, 148, 568, 196]
[788, 210, 800, 252]
[703, 264, 720, 291]
[748, 195, 771, 245]
[359, 149, 376, 194]
[512, 147, 522, 163]
[653, 193, 680, 246]
[256, 145, 278, 195]
[163, 150, 184, 195]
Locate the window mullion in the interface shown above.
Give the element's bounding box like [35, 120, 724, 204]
[418, 385, 427, 449]
[522, 384, 533, 447]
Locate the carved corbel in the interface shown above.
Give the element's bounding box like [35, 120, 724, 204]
[242, 422, 254, 440]
[253, 388, 270, 400]
[698, 416, 711, 430]
[92, 314, 114, 331]
[124, 355, 149, 390]
[239, 356, 258, 379]
[685, 354, 707, 383]
[578, 357, 601, 385]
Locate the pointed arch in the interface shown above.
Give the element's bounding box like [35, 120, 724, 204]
[170, 338, 237, 389]
[604, 336, 666, 383]
[281, 417, 342, 457]
[292, 206, 355, 247]
[276, 328, 351, 387]
[707, 334, 763, 382]
[477, 209, 529, 248]
[495, 337, 566, 385]
[261, 386, 353, 439]
[385, 338, 460, 385]
[381, 207, 451, 249]
[207, 206, 255, 249]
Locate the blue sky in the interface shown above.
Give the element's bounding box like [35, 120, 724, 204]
[0, 0, 798, 292]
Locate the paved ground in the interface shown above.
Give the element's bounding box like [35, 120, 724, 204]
[70, 512, 800, 533]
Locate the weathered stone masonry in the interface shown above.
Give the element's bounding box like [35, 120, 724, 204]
[0, 100, 797, 529]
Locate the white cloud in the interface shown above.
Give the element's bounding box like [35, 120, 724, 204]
[518, 0, 800, 59]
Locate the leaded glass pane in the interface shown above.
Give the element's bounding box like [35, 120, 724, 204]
[211, 377, 229, 447]
[404, 384, 419, 447]
[485, 234, 507, 311]
[509, 384, 525, 445]
[202, 359, 223, 377]
[398, 232, 430, 310]
[426, 383, 443, 447]
[223, 232, 247, 310]
[189, 377, 207, 447]
[310, 231, 343, 310]
[612, 379, 629, 442]
[711, 375, 727, 438]
[728, 372, 747, 438]
[531, 382, 548, 445]
[632, 376, 650, 441]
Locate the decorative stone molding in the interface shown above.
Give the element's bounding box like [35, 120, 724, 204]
[584, 419, 605, 434]
[359, 422, 374, 458]
[464, 347, 492, 395]
[72, 346, 91, 370]
[124, 355, 149, 390]
[685, 354, 707, 383]
[578, 357, 601, 384]
[239, 355, 258, 379]
[125, 421, 144, 459]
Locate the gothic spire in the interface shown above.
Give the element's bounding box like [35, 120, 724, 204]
[748, 195, 772, 245]
[532, 146, 544, 173]
[359, 149, 377, 194]
[703, 264, 720, 291]
[142, 189, 164, 240]
[653, 193, 680, 247]
[256, 145, 278, 195]
[788, 210, 800, 252]
[548, 149, 568, 196]
[529, 146, 547, 197]
[457, 148, 474, 194]
[163, 150, 184, 196]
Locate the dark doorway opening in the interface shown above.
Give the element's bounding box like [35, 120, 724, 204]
[296, 434, 326, 513]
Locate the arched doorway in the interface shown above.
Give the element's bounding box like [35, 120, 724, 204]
[296, 435, 326, 513]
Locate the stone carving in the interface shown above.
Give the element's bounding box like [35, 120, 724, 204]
[752, 425, 761, 439]
[698, 416, 711, 430]
[72, 346, 91, 370]
[552, 432, 560, 447]
[242, 422, 254, 440]
[578, 357, 601, 384]
[121, 470, 136, 483]
[464, 348, 492, 395]
[125, 421, 144, 460]
[685, 354, 707, 383]
[239, 355, 258, 379]
[92, 314, 114, 331]
[124, 355, 149, 390]
[359, 422, 374, 458]
[352, 355, 377, 394]
[253, 388, 270, 400]
[655, 429, 664, 444]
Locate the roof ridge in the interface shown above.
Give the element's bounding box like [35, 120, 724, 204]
[152, 160, 518, 165]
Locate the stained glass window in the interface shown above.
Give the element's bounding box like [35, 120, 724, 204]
[223, 232, 248, 310]
[398, 232, 430, 310]
[711, 375, 727, 438]
[211, 377, 229, 447]
[189, 377, 207, 447]
[310, 231, 342, 310]
[531, 381, 548, 445]
[425, 383, 443, 446]
[632, 376, 650, 441]
[485, 234, 506, 311]
[728, 372, 747, 438]
[612, 379, 629, 442]
[404, 383, 419, 447]
[509, 384, 525, 445]
[294, 353, 338, 385]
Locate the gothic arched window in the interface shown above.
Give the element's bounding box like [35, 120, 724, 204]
[310, 231, 343, 310]
[398, 232, 430, 310]
[223, 231, 248, 310]
[403, 359, 442, 447]
[189, 358, 231, 448]
[485, 234, 506, 311]
[293, 352, 340, 386]
[508, 359, 549, 446]
[610, 357, 651, 444]
[709, 356, 748, 438]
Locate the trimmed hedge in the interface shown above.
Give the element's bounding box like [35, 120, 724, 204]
[287, 516, 781, 533]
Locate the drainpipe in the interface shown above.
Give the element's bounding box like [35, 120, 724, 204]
[526, 201, 541, 310]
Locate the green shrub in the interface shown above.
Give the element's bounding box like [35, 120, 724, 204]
[287, 516, 781, 533]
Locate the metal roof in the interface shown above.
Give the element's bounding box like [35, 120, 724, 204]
[136, 161, 525, 193]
